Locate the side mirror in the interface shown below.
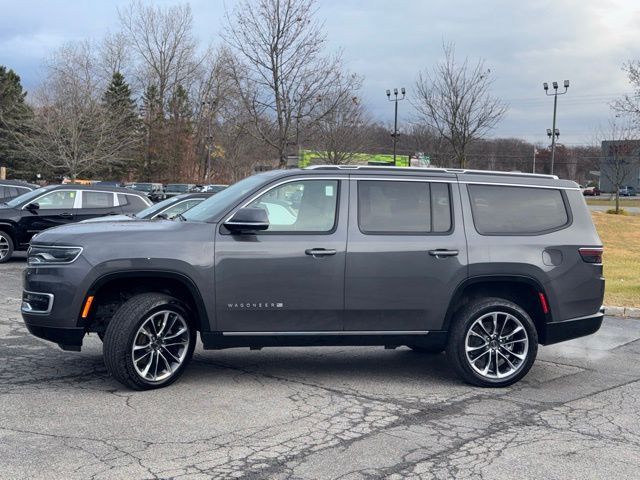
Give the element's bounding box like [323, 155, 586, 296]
[224, 207, 269, 233]
[26, 203, 40, 212]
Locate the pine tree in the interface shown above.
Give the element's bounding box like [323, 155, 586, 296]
[140, 84, 164, 181]
[0, 66, 34, 179]
[100, 72, 139, 180]
[168, 85, 195, 181]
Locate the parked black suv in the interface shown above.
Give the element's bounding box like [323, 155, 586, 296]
[0, 180, 37, 202]
[21, 166, 605, 390]
[0, 185, 151, 262]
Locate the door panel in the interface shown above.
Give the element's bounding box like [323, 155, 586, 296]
[215, 178, 348, 332]
[344, 178, 468, 331]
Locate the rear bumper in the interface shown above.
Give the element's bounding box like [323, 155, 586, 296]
[542, 309, 604, 345]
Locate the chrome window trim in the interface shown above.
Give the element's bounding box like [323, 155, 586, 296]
[21, 290, 54, 315]
[27, 245, 84, 265]
[222, 330, 430, 336]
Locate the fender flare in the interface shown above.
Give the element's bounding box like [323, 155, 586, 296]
[85, 270, 210, 332]
[442, 274, 550, 331]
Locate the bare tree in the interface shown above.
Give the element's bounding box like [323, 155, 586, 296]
[118, 1, 201, 110]
[598, 119, 637, 214]
[223, 0, 351, 168]
[15, 43, 140, 180]
[613, 61, 640, 124]
[414, 43, 507, 168]
[98, 32, 130, 83]
[308, 74, 369, 164]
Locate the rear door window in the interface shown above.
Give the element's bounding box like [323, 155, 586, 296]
[467, 184, 569, 235]
[357, 180, 452, 234]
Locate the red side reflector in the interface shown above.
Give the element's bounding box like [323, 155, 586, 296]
[538, 292, 550, 314]
[579, 247, 603, 264]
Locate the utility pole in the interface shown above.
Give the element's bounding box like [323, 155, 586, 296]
[543, 80, 569, 175]
[386, 88, 406, 166]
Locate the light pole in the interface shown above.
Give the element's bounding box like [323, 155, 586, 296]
[543, 80, 569, 175]
[386, 87, 406, 166]
[546, 128, 560, 174]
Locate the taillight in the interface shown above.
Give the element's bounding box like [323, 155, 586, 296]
[579, 247, 603, 264]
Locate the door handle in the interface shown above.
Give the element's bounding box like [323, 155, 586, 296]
[305, 248, 337, 257]
[428, 249, 459, 258]
[59, 212, 74, 218]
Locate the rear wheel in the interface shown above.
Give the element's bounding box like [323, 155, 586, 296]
[0, 231, 14, 263]
[447, 297, 538, 387]
[103, 293, 196, 390]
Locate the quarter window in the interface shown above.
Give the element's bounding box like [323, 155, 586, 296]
[358, 180, 452, 234]
[246, 179, 339, 232]
[468, 185, 569, 235]
[82, 191, 114, 208]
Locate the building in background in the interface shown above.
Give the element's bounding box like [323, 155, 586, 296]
[600, 140, 640, 192]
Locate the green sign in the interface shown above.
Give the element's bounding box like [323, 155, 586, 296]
[299, 150, 410, 168]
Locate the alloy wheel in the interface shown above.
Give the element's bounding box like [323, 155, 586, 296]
[0, 235, 9, 260]
[131, 310, 191, 383]
[464, 311, 529, 380]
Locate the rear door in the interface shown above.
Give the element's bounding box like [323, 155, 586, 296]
[344, 175, 468, 331]
[214, 176, 348, 332]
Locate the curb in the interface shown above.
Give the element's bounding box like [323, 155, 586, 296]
[604, 306, 640, 318]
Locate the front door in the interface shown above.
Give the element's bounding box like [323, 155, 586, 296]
[19, 189, 79, 246]
[215, 177, 348, 332]
[344, 177, 468, 332]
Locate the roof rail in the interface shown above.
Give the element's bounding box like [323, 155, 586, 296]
[304, 164, 559, 180]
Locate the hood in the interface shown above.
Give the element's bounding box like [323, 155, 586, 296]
[31, 219, 209, 247]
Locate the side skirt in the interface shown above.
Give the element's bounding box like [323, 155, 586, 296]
[200, 331, 448, 350]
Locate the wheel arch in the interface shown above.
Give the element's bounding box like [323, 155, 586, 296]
[443, 275, 551, 343]
[83, 270, 210, 333]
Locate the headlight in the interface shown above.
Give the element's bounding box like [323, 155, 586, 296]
[27, 245, 83, 265]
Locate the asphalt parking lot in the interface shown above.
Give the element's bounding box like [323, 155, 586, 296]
[2, 257, 640, 480]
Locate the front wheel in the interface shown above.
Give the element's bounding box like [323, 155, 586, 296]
[447, 297, 538, 387]
[103, 293, 196, 390]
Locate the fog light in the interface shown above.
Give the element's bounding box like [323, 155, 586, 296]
[21, 291, 54, 314]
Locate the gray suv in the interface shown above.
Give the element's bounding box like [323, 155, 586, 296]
[21, 166, 605, 390]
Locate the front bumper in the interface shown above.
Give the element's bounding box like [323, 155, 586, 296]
[25, 324, 84, 351]
[542, 309, 604, 345]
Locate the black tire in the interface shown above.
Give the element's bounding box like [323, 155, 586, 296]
[446, 297, 538, 388]
[0, 231, 14, 264]
[408, 345, 445, 354]
[103, 293, 196, 390]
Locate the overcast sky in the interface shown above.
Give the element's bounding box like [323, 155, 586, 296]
[1, 0, 639, 146]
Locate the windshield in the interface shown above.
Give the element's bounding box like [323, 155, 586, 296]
[135, 195, 185, 218]
[5, 187, 50, 207]
[183, 173, 276, 222]
[131, 184, 153, 192]
[166, 184, 190, 193]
